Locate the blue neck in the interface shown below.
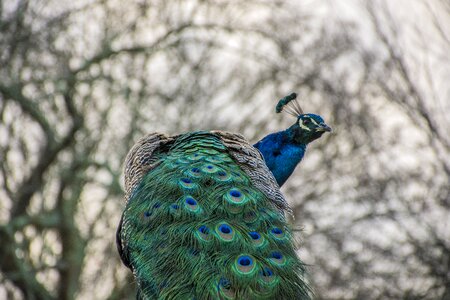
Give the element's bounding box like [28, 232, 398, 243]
[253, 129, 306, 186]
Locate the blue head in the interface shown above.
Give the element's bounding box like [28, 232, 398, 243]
[254, 94, 331, 186]
[288, 113, 331, 144]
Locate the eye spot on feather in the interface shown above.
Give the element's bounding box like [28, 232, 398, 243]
[196, 225, 212, 242]
[179, 178, 195, 189]
[249, 231, 261, 240]
[201, 164, 218, 174]
[217, 277, 235, 299]
[224, 189, 248, 213]
[223, 188, 249, 214]
[230, 190, 241, 198]
[218, 277, 231, 289]
[234, 255, 257, 275]
[188, 167, 202, 178]
[141, 207, 154, 221]
[261, 267, 273, 277]
[199, 225, 209, 234]
[186, 197, 196, 206]
[272, 228, 282, 234]
[269, 251, 287, 266]
[216, 223, 235, 241]
[216, 170, 231, 182]
[248, 230, 266, 247]
[259, 267, 278, 285]
[226, 189, 247, 204]
[270, 227, 286, 240]
[219, 224, 232, 234]
[238, 256, 252, 266]
[184, 196, 201, 213]
[272, 252, 282, 259]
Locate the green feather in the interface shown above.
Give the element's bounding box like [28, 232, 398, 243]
[120, 134, 310, 299]
[275, 92, 298, 113]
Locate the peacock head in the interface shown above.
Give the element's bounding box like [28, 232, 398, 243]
[290, 113, 331, 144]
[276, 93, 331, 145]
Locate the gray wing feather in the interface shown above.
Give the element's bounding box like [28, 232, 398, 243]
[123, 133, 173, 203]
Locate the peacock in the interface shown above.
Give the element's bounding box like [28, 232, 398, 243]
[116, 93, 331, 299]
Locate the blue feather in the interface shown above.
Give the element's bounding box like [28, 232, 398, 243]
[254, 130, 306, 186]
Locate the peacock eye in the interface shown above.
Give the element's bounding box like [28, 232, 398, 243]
[303, 118, 310, 125]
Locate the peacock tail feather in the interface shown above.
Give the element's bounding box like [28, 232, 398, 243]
[118, 131, 311, 299]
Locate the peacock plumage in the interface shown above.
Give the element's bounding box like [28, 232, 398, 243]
[116, 93, 331, 299]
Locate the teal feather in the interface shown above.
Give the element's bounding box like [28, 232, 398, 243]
[118, 132, 311, 299]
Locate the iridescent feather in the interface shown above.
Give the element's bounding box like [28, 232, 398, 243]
[117, 94, 331, 299]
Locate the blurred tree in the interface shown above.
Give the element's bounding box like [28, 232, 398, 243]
[0, 0, 448, 299]
[290, 1, 450, 299]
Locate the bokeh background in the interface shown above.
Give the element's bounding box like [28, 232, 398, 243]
[0, 0, 449, 299]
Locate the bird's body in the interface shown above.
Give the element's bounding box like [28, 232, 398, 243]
[117, 94, 331, 299]
[253, 130, 306, 186]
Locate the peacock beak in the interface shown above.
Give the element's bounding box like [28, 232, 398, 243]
[316, 123, 332, 132]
